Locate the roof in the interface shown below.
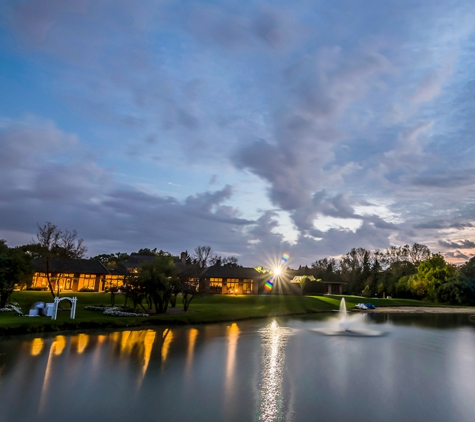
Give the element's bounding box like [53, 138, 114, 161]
[290, 275, 348, 284]
[291, 275, 316, 283]
[33, 258, 109, 275]
[201, 266, 264, 279]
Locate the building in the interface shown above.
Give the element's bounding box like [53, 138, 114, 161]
[199, 266, 266, 294]
[31, 258, 125, 292]
[290, 275, 347, 295]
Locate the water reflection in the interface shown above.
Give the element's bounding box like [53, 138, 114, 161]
[39, 335, 67, 414]
[224, 323, 240, 408]
[257, 319, 292, 422]
[30, 338, 44, 356]
[185, 328, 199, 376]
[140, 330, 156, 383]
[77, 334, 89, 354]
[1, 316, 474, 422]
[161, 329, 173, 367]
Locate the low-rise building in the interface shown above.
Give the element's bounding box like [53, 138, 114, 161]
[31, 258, 125, 292]
[199, 266, 265, 294]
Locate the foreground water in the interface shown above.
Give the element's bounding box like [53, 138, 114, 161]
[0, 313, 474, 422]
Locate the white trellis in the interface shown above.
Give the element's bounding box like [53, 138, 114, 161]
[51, 297, 77, 320]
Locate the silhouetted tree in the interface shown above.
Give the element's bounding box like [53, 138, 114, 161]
[32, 222, 87, 298]
[0, 240, 34, 307]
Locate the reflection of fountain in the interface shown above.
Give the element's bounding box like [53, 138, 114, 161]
[313, 298, 384, 337]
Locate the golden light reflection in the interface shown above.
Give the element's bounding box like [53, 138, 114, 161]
[30, 338, 44, 356]
[185, 329, 199, 375]
[161, 329, 173, 364]
[257, 319, 291, 422]
[141, 330, 156, 378]
[110, 331, 120, 344]
[224, 323, 240, 407]
[38, 335, 68, 415]
[120, 331, 132, 353]
[77, 334, 89, 354]
[52, 336, 66, 356]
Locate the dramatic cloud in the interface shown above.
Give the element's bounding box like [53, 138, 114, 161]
[439, 240, 475, 249]
[2, 0, 475, 265]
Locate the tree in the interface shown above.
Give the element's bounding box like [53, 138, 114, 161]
[181, 286, 197, 312]
[176, 263, 201, 311]
[193, 246, 213, 269]
[340, 248, 370, 294]
[33, 222, 87, 298]
[0, 240, 34, 308]
[406, 254, 454, 301]
[210, 255, 240, 267]
[408, 243, 432, 265]
[92, 252, 129, 268]
[130, 256, 177, 314]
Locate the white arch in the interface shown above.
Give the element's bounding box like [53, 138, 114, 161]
[51, 297, 77, 320]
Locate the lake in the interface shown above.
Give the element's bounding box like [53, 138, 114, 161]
[0, 313, 474, 422]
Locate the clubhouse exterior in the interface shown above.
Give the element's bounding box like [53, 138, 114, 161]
[199, 266, 265, 294]
[30, 254, 347, 295]
[31, 258, 125, 292]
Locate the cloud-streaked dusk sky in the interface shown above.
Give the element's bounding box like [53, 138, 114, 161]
[1, 0, 475, 267]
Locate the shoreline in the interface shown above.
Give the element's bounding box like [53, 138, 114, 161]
[353, 306, 475, 314]
[1, 306, 474, 337]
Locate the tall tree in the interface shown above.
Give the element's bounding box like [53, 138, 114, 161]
[0, 241, 34, 308]
[133, 256, 177, 313]
[193, 246, 212, 269]
[33, 222, 87, 298]
[406, 254, 454, 301]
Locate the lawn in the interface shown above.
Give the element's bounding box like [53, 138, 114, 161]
[0, 291, 467, 336]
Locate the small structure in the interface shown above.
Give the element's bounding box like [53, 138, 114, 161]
[290, 276, 347, 295]
[51, 297, 77, 320]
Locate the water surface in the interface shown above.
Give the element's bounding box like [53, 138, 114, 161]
[0, 313, 474, 422]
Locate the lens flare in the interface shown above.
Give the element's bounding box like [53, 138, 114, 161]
[265, 277, 275, 291]
[281, 253, 290, 263]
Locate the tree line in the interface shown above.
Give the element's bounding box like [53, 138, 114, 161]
[298, 244, 475, 305]
[1, 222, 474, 310]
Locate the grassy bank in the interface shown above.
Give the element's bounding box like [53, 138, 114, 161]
[0, 291, 468, 336]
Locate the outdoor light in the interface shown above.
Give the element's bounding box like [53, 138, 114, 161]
[273, 267, 282, 276]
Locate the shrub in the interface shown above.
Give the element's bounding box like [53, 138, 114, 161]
[79, 287, 95, 292]
[26, 286, 48, 291]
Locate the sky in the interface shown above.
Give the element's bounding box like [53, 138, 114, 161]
[1, 0, 475, 267]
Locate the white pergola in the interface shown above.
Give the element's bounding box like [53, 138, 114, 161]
[51, 297, 77, 320]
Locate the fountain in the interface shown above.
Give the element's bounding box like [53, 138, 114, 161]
[312, 298, 384, 336]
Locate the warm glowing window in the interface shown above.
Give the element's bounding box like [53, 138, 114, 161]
[242, 279, 254, 294]
[33, 272, 48, 287]
[210, 278, 223, 287]
[79, 274, 96, 288]
[104, 274, 125, 290]
[209, 278, 223, 293]
[226, 278, 239, 291]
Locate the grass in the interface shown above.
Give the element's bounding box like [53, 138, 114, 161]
[1, 291, 472, 336]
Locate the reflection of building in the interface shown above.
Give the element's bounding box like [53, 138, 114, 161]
[31, 258, 125, 292]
